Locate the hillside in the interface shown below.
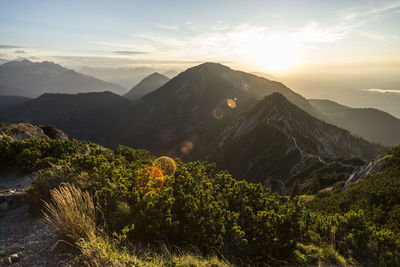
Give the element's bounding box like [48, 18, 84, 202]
[0, 60, 126, 97]
[310, 99, 400, 146]
[190, 93, 384, 182]
[124, 72, 170, 101]
[0, 124, 398, 266]
[0, 84, 29, 97]
[1, 91, 129, 143]
[0, 95, 30, 111]
[308, 146, 400, 234]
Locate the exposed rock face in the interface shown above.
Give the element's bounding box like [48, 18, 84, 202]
[39, 125, 68, 140]
[0, 123, 68, 141]
[343, 156, 388, 190]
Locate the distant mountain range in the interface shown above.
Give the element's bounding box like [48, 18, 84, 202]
[79, 66, 178, 88]
[0, 60, 126, 97]
[0, 62, 387, 185]
[124, 72, 170, 101]
[310, 99, 400, 147]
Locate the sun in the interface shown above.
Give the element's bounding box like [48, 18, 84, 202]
[249, 36, 300, 73]
[239, 32, 301, 73]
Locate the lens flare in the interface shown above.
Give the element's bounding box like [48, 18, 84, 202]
[180, 141, 194, 154]
[135, 166, 164, 193]
[212, 108, 224, 119]
[153, 156, 176, 176]
[227, 98, 237, 109]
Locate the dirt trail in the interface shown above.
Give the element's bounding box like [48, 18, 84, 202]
[0, 174, 74, 266]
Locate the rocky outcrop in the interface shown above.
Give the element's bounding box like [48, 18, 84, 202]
[0, 123, 68, 141]
[343, 156, 388, 190]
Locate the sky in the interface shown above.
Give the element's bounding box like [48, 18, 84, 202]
[0, 0, 400, 115]
[0, 0, 399, 71]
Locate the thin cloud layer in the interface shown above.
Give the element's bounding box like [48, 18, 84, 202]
[0, 44, 24, 49]
[362, 88, 400, 94]
[114, 51, 149, 55]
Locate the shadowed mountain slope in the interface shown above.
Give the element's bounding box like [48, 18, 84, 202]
[0, 95, 30, 111]
[310, 99, 400, 146]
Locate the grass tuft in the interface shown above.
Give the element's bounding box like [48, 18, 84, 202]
[43, 184, 96, 242]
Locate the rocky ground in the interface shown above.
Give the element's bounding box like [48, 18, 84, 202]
[0, 174, 75, 266]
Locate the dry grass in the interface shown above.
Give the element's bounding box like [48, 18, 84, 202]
[42, 184, 231, 266]
[78, 236, 231, 267]
[43, 184, 96, 242]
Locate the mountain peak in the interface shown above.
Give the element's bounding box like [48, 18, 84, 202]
[191, 62, 232, 72]
[124, 72, 170, 101]
[264, 92, 288, 102]
[147, 72, 167, 78]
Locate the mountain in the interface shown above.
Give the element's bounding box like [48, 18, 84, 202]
[0, 83, 29, 97]
[113, 63, 316, 150]
[1, 91, 129, 143]
[112, 64, 383, 183]
[251, 72, 277, 80]
[0, 95, 30, 111]
[310, 99, 400, 146]
[163, 69, 179, 78]
[0, 60, 126, 97]
[124, 72, 170, 101]
[0, 63, 385, 184]
[187, 93, 384, 182]
[79, 66, 157, 88]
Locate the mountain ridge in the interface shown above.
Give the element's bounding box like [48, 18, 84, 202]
[0, 60, 127, 97]
[310, 98, 400, 146]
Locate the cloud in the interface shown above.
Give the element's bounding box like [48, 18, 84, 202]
[14, 50, 26, 54]
[114, 51, 148, 55]
[156, 24, 181, 32]
[361, 88, 400, 94]
[53, 55, 206, 65]
[360, 32, 386, 40]
[0, 44, 24, 49]
[337, 1, 400, 25]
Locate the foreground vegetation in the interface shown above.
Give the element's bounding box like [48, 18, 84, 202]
[0, 136, 399, 266]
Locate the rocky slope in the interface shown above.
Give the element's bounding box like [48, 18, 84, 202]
[189, 93, 385, 182]
[343, 155, 390, 190]
[0, 123, 68, 141]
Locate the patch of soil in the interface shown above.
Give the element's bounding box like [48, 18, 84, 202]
[0, 174, 76, 266]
